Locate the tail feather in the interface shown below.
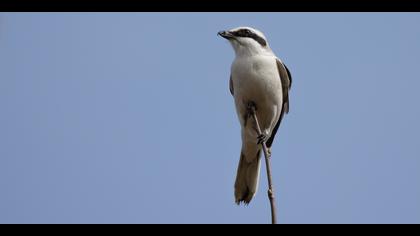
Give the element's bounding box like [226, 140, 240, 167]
[234, 149, 261, 204]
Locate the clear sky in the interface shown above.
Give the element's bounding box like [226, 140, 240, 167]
[1, 13, 420, 224]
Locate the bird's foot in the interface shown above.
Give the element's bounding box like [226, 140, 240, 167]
[257, 133, 268, 145]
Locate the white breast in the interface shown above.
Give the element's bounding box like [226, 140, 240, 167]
[231, 54, 283, 136]
[231, 55, 282, 107]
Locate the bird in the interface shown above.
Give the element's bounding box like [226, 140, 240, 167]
[218, 26, 292, 205]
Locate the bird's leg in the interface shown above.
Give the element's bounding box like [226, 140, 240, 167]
[245, 101, 256, 127]
[246, 101, 257, 118]
[246, 101, 268, 145]
[243, 101, 256, 128]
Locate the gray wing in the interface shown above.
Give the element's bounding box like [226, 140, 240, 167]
[276, 58, 292, 114]
[266, 58, 292, 148]
[229, 74, 234, 96]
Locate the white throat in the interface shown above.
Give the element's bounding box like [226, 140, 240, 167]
[230, 40, 273, 58]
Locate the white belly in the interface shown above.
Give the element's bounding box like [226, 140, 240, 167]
[231, 55, 283, 139]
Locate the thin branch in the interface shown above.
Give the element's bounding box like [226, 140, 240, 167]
[249, 105, 277, 224]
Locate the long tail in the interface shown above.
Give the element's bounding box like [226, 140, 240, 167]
[234, 147, 262, 205]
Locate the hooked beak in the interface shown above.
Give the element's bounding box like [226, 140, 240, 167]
[218, 30, 234, 40]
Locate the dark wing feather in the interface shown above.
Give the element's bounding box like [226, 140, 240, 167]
[229, 74, 234, 96]
[266, 59, 292, 148]
[285, 64, 292, 90]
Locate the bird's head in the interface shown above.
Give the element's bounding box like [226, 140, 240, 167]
[218, 26, 271, 56]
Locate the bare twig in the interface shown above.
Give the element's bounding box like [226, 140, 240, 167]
[249, 105, 277, 224]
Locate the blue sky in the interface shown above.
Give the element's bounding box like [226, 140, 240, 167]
[1, 13, 420, 224]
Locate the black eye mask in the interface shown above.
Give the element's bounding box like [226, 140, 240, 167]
[232, 29, 267, 47]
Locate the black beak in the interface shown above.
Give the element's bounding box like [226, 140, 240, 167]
[218, 30, 234, 39]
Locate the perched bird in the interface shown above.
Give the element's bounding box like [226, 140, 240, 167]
[218, 27, 292, 204]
